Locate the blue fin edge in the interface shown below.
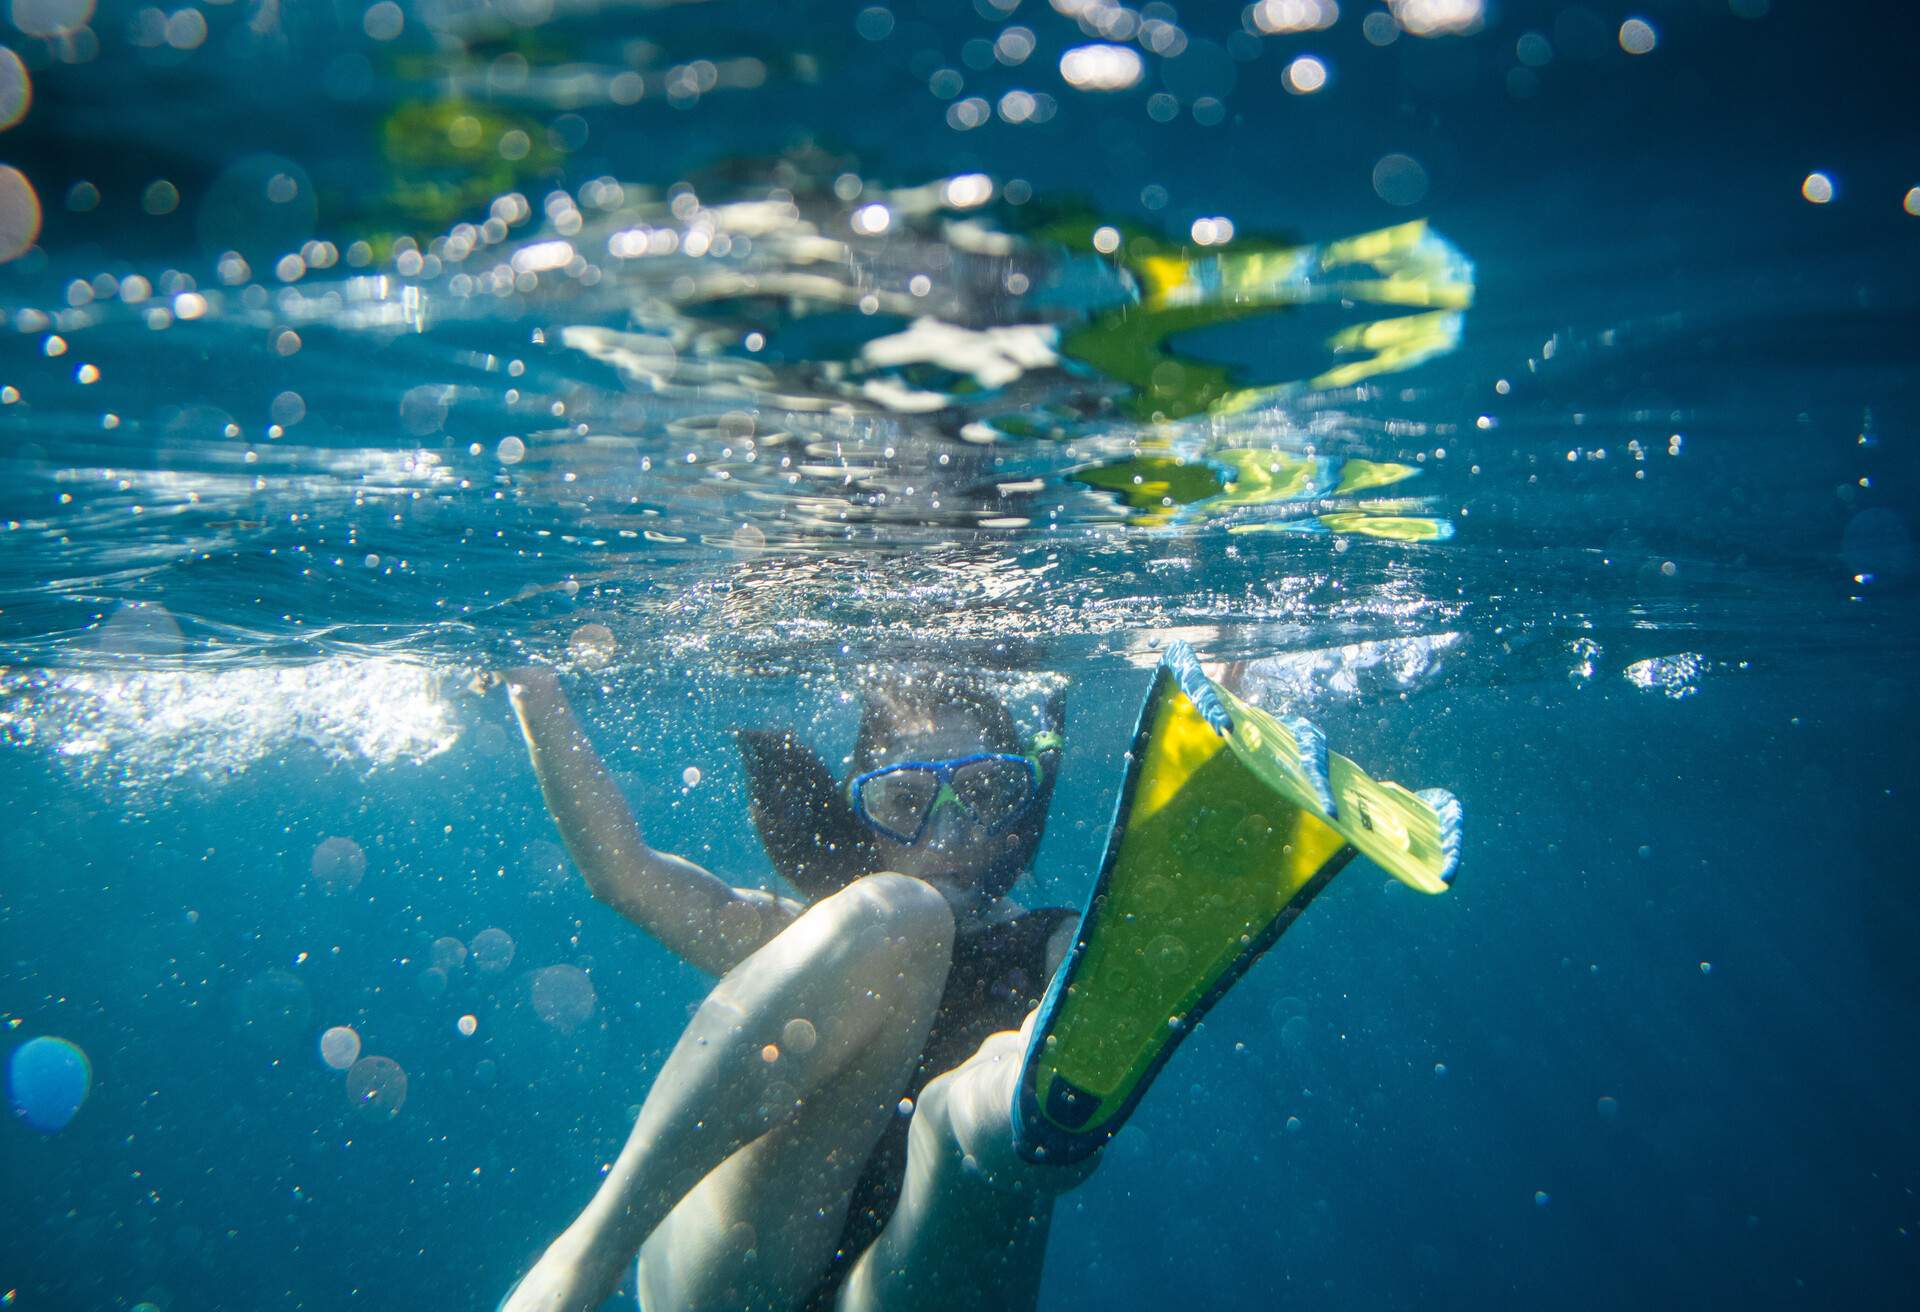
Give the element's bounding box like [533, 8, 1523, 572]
[1160, 640, 1233, 737]
[1416, 787, 1464, 885]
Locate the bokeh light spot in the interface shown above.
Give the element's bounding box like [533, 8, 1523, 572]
[8, 1036, 91, 1132]
[1283, 55, 1327, 94]
[362, 1, 403, 41]
[1618, 18, 1656, 55]
[1801, 172, 1834, 204]
[0, 163, 41, 262]
[1373, 153, 1430, 206]
[0, 47, 31, 130]
[345, 1055, 407, 1119]
[470, 927, 515, 974]
[319, 1025, 361, 1071]
[530, 964, 597, 1032]
[10, 0, 94, 40]
[1059, 43, 1142, 91]
[142, 180, 179, 216]
[311, 835, 367, 894]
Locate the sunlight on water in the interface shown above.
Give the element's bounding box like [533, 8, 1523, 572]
[1, 651, 458, 780]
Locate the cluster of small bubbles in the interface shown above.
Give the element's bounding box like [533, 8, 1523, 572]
[1282, 55, 1327, 94]
[1189, 216, 1234, 246]
[1058, 42, 1143, 91]
[1244, 1, 1338, 36]
[319, 1025, 361, 1071]
[1390, 0, 1484, 37]
[568, 622, 616, 670]
[1617, 18, 1656, 55]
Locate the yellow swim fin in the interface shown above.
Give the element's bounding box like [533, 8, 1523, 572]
[1013, 641, 1460, 1163]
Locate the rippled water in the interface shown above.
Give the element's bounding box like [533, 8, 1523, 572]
[3, 3, 1918, 1310]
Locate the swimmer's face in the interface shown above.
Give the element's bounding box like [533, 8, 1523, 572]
[864, 721, 1026, 916]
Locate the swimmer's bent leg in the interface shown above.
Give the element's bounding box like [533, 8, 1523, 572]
[836, 1016, 1097, 1312]
[504, 873, 954, 1312]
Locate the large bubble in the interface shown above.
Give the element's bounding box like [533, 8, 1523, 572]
[530, 964, 597, 1032]
[310, 836, 366, 894]
[9, 1036, 91, 1132]
[345, 1055, 408, 1119]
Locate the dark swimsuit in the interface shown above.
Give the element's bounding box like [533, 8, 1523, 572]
[799, 904, 1076, 1312]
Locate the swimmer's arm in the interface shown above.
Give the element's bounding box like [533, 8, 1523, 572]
[504, 666, 804, 977]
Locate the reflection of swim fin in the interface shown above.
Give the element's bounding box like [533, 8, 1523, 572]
[1013, 641, 1460, 1164]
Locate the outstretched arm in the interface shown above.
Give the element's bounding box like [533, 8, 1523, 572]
[504, 666, 802, 977]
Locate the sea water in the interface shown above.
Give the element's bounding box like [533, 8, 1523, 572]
[2, 3, 1917, 1309]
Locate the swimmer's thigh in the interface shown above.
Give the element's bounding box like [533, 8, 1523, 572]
[636, 1032, 919, 1312]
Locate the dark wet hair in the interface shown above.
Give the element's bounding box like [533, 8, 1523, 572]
[737, 672, 1064, 904]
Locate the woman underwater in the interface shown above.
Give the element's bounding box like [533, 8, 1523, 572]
[497, 663, 1094, 1312]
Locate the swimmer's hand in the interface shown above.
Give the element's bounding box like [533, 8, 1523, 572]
[470, 666, 560, 697]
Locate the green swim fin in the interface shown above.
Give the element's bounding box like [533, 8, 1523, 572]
[1013, 641, 1461, 1163]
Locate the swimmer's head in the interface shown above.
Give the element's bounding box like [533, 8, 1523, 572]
[846, 673, 1059, 915]
[736, 672, 1063, 914]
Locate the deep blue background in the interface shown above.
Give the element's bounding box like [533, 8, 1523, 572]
[5, 1, 1920, 1309]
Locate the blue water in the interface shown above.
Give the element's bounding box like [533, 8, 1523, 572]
[4, 2, 1918, 1309]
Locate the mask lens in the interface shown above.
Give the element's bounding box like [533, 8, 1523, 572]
[949, 757, 1035, 830]
[861, 768, 940, 839]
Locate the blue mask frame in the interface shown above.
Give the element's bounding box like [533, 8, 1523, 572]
[850, 752, 1045, 845]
